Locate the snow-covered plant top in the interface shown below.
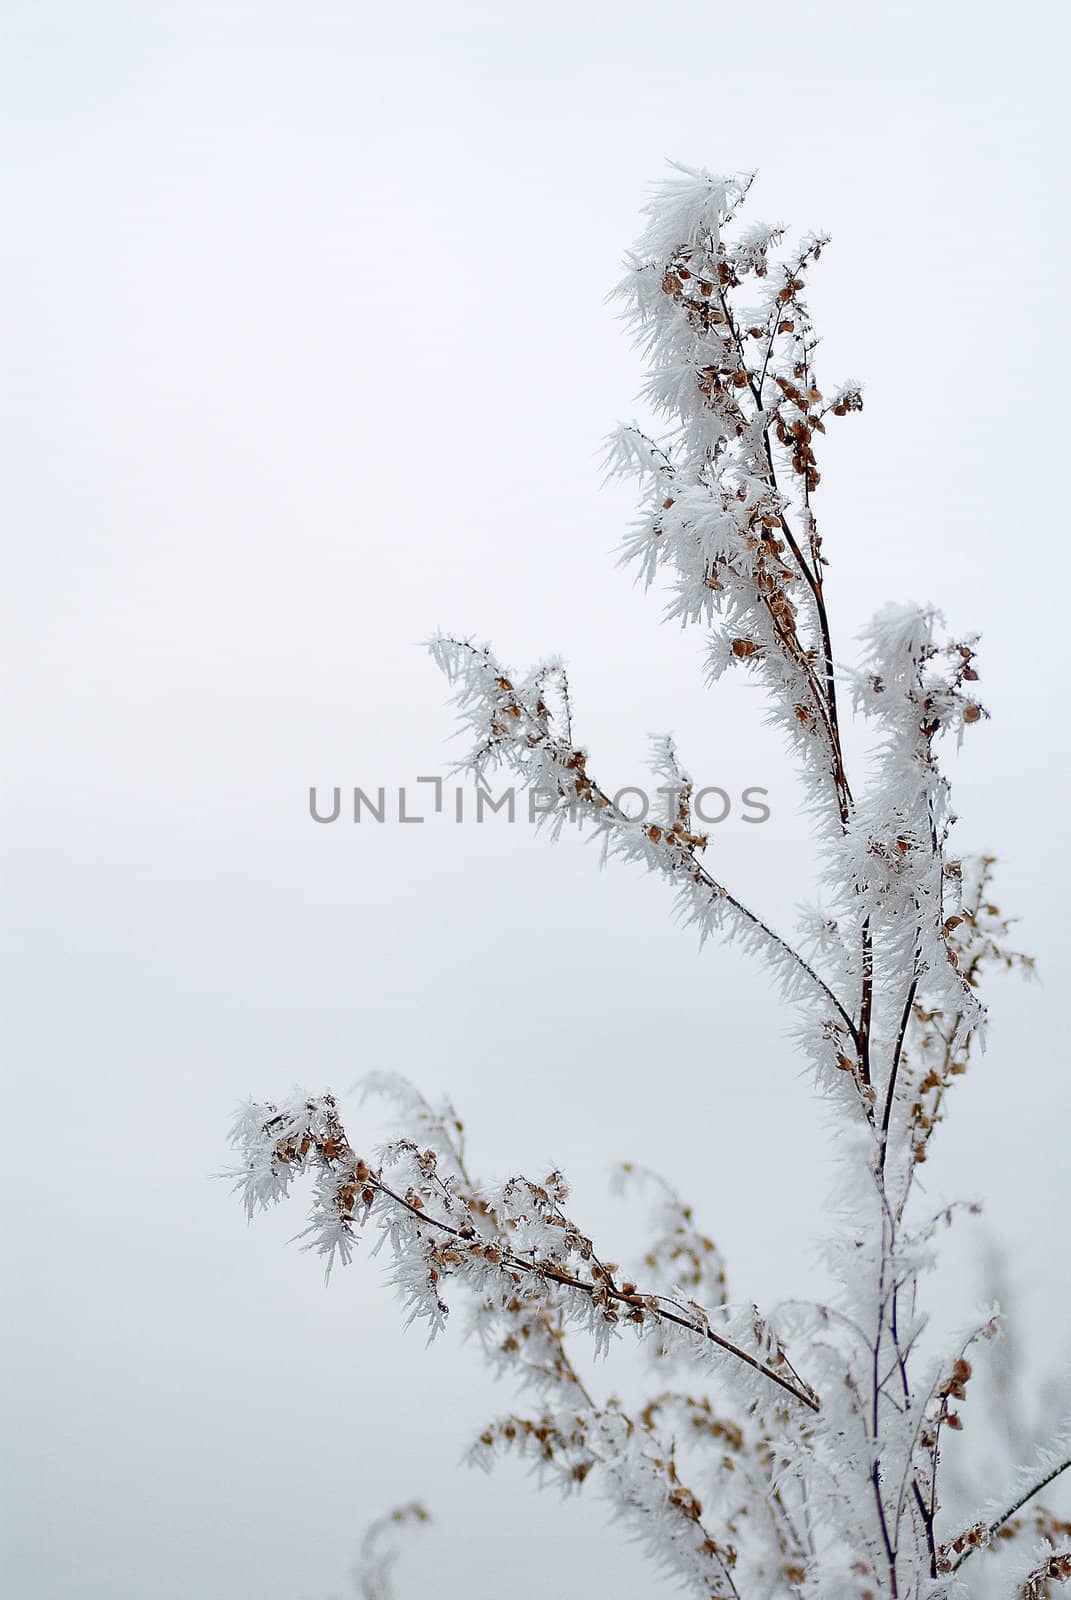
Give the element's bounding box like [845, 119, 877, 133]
[228, 167, 1064, 1600]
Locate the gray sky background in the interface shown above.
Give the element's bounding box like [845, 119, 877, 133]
[3, 3, 1070, 1596]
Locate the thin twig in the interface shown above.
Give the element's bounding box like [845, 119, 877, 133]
[951, 1457, 1071, 1573]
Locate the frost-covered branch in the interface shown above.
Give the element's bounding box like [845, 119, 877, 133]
[428, 632, 858, 1042]
[949, 1458, 1071, 1575]
[229, 1090, 820, 1413]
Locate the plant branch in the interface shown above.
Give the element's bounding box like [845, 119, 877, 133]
[951, 1457, 1071, 1573]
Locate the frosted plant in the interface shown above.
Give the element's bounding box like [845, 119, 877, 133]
[228, 167, 1065, 1600]
[342, 1502, 430, 1600]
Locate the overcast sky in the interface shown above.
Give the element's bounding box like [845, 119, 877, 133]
[4, 3, 1070, 1596]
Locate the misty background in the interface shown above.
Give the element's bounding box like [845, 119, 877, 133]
[3, 2, 1069, 1595]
